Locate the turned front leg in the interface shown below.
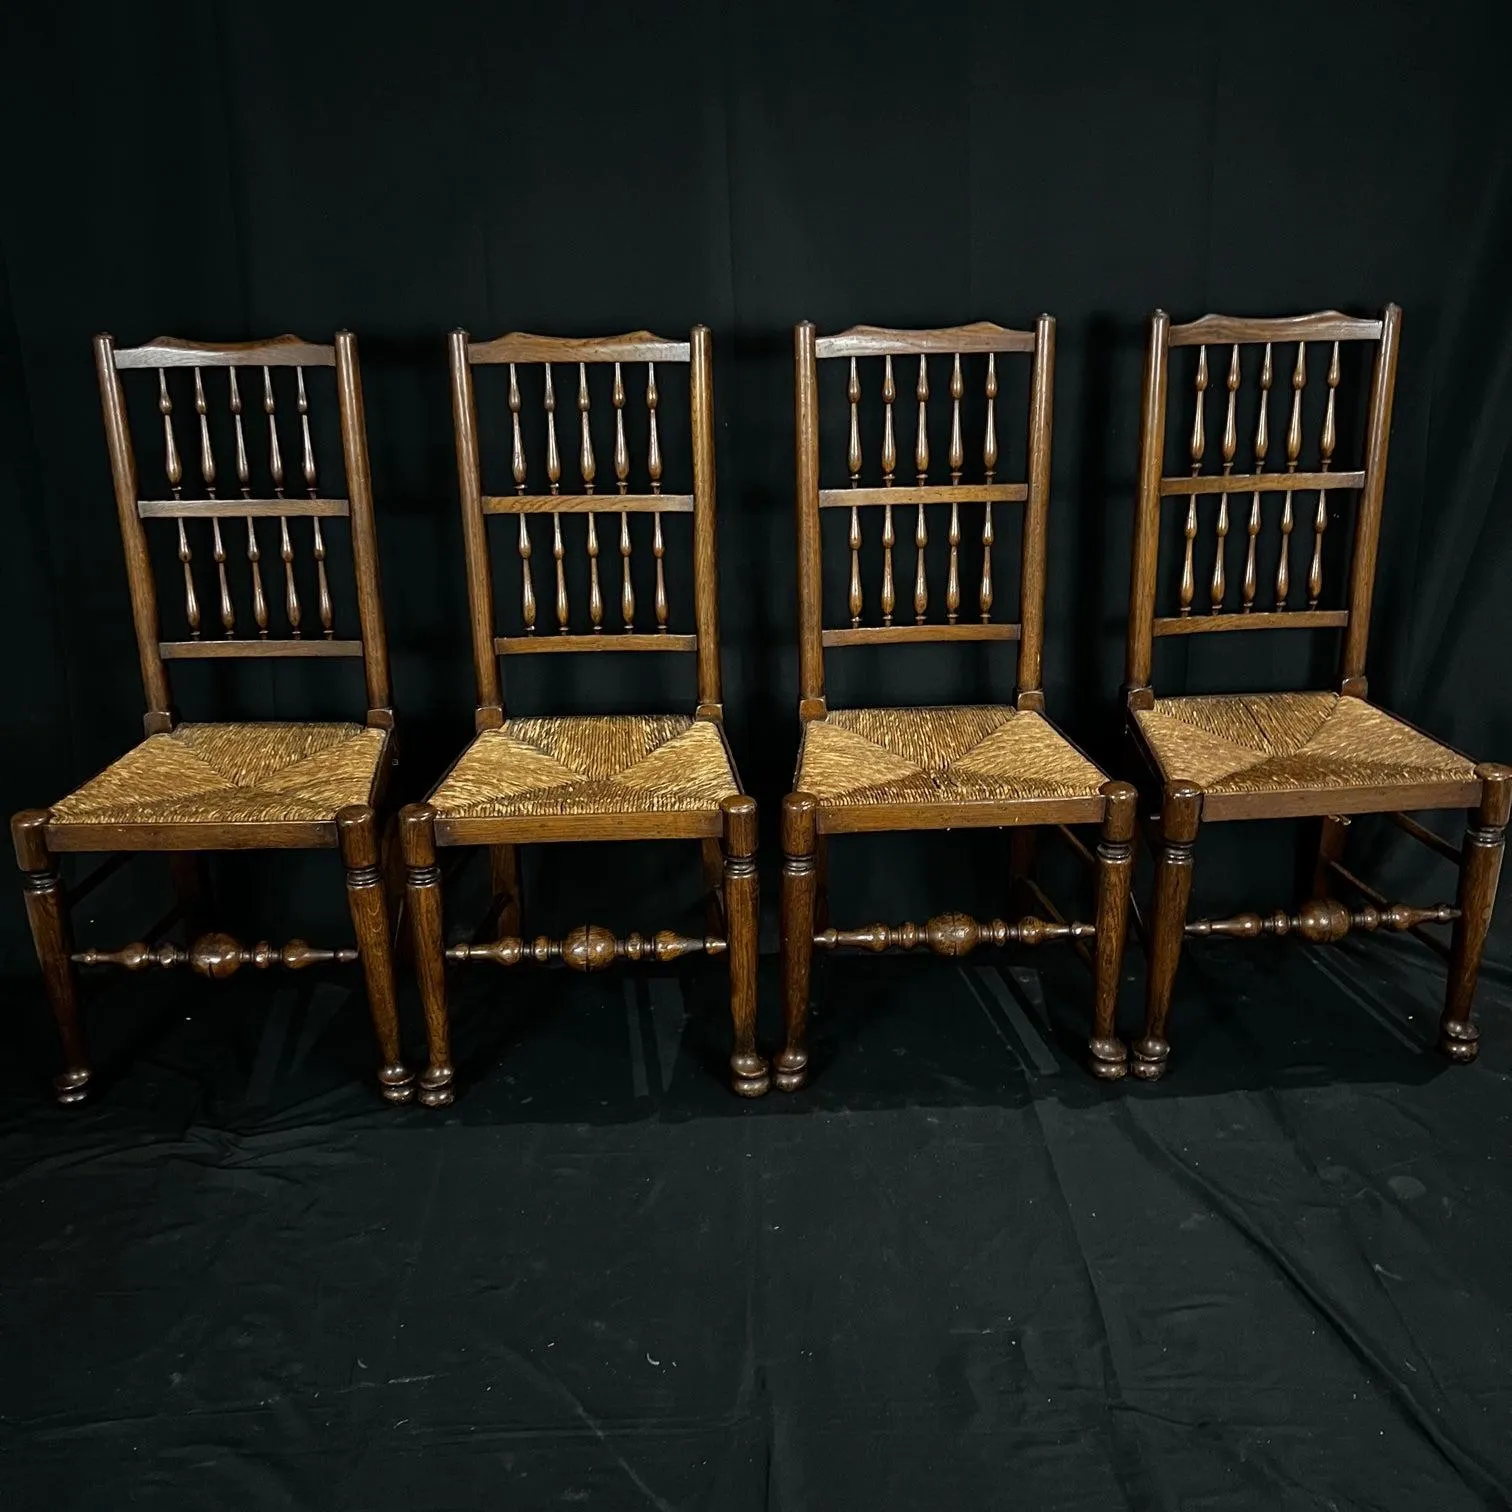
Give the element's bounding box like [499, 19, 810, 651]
[1440, 763, 1512, 1063]
[776, 792, 818, 1092]
[1133, 781, 1202, 1081]
[401, 804, 454, 1107]
[12, 810, 89, 1106]
[1088, 781, 1138, 1080]
[721, 796, 768, 1097]
[337, 805, 414, 1104]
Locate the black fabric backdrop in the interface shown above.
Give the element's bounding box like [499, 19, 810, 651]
[1, 0, 1510, 957]
[6, 8, 1512, 1511]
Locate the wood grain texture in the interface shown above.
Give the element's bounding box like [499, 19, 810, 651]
[159, 638, 364, 659]
[722, 794, 767, 1096]
[1152, 609, 1347, 637]
[114, 334, 335, 368]
[817, 482, 1027, 508]
[815, 321, 1036, 357]
[1168, 311, 1383, 346]
[467, 330, 690, 365]
[493, 633, 696, 655]
[821, 623, 1019, 647]
[1131, 781, 1201, 1081]
[483, 492, 693, 514]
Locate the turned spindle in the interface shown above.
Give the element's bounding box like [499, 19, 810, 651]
[848, 358, 862, 626]
[194, 367, 234, 636]
[545, 365, 568, 631]
[509, 365, 535, 632]
[264, 366, 300, 634]
[648, 362, 667, 632]
[1276, 341, 1305, 607]
[614, 362, 634, 629]
[1210, 344, 1239, 611]
[1242, 343, 1271, 611]
[579, 364, 602, 631]
[1309, 341, 1339, 609]
[881, 354, 896, 625]
[1179, 345, 1206, 615]
[159, 369, 199, 636]
[980, 352, 997, 622]
[946, 353, 963, 622]
[298, 367, 333, 637]
[913, 358, 929, 622]
[229, 369, 267, 635]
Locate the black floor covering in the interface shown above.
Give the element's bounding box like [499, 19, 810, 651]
[2, 934, 1511, 1511]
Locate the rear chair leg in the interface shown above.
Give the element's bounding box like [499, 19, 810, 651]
[168, 852, 214, 940]
[1313, 814, 1351, 899]
[701, 837, 724, 937]
[1133, 781, 1202, 1081]
[401, 804, 454, 1107]
[489, 844, 522, 939]
[337, 806, 414, 1104]
[1088, 782, 1138, 1080]
[776, 792, 818, 1092]
[1440, 764, 1512, 1063]
[12, 810, 90, 1106]
[721, 796, 768, 1097]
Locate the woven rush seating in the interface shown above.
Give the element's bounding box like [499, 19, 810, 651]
[48, 724, 389, 835]
[1135, 693, 1477, 806]
[795, 705, 1106, 811]
[430, 715, 737, 821]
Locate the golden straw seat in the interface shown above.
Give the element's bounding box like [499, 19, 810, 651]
[796, 705, 1106, 810]
[1122, 305, 1508, 1081]
[777, 317, 1139, 1091]
[49, 723, 389, 833]
[430, 715, 738, 824]
[1134, 693, 1477, 813]
[401, 326, 761, 1107]
[12, 332, 412, 1107]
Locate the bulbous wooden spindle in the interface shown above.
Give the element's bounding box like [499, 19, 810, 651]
[946, 353, 963, 622]
[1309, 341, 1339, 608]
[264, 366, 299, 634]
[194, 367, 234, 636]
[1243, 343, 1272, 611]
[509, 364, 535, 633]
[297, 367, 332, 636]
[648, 362, 666, 632]
[981, 352, 998, 622]
[578, 364, 601, 631]
[912, 357, 929, 622]
[613, 362, 633, 629]
[1277, 341, 1305, 607]
[881, 354, 896, 625]
[158, 369, 199, 636]
[544, 364, 566, 631]
[847, 358, 862, 625]
[553, 510, 568, 633]
[229, 369, 267, 636]
[1211, 343, 1239, 612]
[1179, 345, 1207, 615]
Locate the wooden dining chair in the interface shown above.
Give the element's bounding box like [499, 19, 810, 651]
[777, 318, 1139, 1090]
[399, 325, 758, 1107]
[13, 332, 412, 1105]
[1124, 305, 1508, 1078]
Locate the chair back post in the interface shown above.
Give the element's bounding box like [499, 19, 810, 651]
[95, 333, 174, 734]
[334, 331, 392, 724]
[1015, 313, 1056, 711]
[449, 329, 504, 730]
[1125, 310, 1170, 708]
[689, 324, 723, 718]
[793, 320, 827, 720]
[1338, 302, 1402, 699]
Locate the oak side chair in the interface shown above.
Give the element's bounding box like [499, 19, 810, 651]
[399, 325, 759, 1108]
[777, 318, 1140, 1090]
[1124, 304, 1509, 1078]
[13, 332, 412, 1105]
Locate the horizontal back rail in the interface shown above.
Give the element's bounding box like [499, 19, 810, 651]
[494, 633, 697, 656]
[1159, 470, 1363, 496]
[481, 492, 693, 515]
[160, 638, 364, 660]
[815, 322, 1037, 358]
[1152, 609, 1348, 638]
[1168, 312, 1383, 347]
[818, 483, 1027, 509]
[468, 330, 691, 365]
[821, 623, 1021, 648]
[139, 497, 350, 519]
[114, 335, 335, 369]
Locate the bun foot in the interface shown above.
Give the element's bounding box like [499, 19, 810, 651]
[773, 1047, 808, 1093]
[1130, 1037, 1169, 1082]
[1438, 1018, 1479, 1064]
[418, 1065, 455, 1108]
[730, 1053, 771, 1098]
[379, 1062, 416, 1104]
[53, 1066, 91, 1107]
[1088, 1037, 1128, 1081]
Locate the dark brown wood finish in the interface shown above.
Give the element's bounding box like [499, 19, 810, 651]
[413, 326, 758, 1100]
[11, 332, 408, 1106]
[782, 317, 1137, 1087]
[1123, 305, 1509, 1077]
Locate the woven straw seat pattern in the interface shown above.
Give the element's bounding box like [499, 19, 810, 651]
[1135, 692, 1476, 796]
[48, 723, 387, 827]
[795, 705, 1108, 807]
[429, 714, 739, 819]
